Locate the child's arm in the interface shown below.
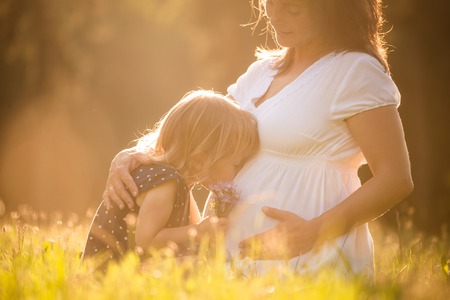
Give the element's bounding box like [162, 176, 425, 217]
[135, 180, 190, 250]
[135, 181, 225, 251]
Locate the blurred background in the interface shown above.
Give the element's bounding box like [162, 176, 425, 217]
[0, 0, 449, 234]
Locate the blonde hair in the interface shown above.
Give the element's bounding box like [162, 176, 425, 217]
[252, 0, 390, 74]
[137, 90, 260, 183]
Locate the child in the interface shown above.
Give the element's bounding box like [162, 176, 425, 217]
[83, 90, 260, 268]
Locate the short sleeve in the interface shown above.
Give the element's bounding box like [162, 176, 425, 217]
[131, 164, 181, 193]
[330, 53, 401, 121]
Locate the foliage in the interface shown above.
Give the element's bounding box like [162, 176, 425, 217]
[0, 208, 449, 300]
[0, 0, 449, 252]
[207, 181, 241, 218]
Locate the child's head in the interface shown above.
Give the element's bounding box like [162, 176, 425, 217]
[138, 90, 260, 185]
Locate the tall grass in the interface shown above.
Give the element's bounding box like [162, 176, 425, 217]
[0, 206, 448, 299]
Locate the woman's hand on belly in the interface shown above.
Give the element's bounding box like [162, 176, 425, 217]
[238, 207, 320, 260]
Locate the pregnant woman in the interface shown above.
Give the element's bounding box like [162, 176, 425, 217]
[103, 0, 413, 277]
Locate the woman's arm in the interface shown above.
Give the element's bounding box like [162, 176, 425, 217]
[103, 147, 152, 210]
[316, 106, 413, 242]
[240, 106, 414, 259]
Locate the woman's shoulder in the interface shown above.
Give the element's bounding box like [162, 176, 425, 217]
[227, 56, 277, 103]
[245, 56, 278, 75]
[334, 51, 385, 72]
[329, 51, 400, 120]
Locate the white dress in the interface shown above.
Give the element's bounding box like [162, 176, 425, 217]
[224, 51, 400, 276]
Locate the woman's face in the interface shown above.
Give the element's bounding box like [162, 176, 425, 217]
[265, 0, 320, 48]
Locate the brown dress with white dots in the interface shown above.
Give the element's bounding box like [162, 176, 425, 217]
[83, 164, 190, 267]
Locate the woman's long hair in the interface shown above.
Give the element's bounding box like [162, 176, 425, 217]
[253, 0, 390, 74]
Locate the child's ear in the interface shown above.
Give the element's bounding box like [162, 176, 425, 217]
[191, 153, 207, 172]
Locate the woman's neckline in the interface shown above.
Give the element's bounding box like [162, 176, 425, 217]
[253, 51, 336, 109]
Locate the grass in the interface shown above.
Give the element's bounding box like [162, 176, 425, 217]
[0, 206, 449, 299]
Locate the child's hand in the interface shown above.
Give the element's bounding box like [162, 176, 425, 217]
[196, 216, 228, 238]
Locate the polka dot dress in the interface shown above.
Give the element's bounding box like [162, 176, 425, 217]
[83, 164, 189, 266]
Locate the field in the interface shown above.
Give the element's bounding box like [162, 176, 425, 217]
[0, 206, 449, 300]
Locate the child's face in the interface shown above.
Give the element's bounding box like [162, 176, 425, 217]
[202, 156, 246, 186]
